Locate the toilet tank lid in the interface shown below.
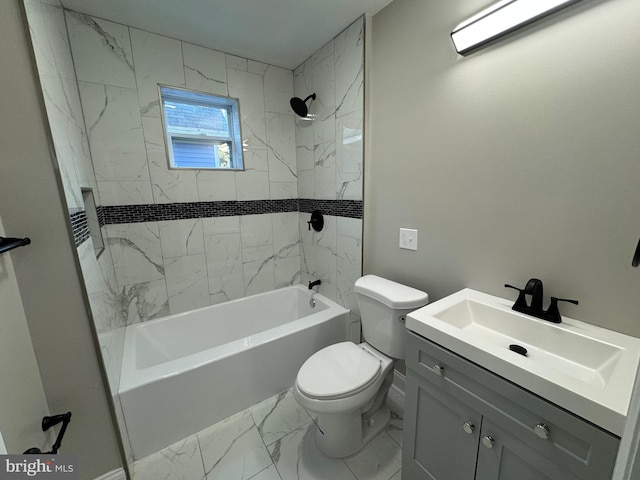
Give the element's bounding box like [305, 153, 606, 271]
[355, 275, 429, 309]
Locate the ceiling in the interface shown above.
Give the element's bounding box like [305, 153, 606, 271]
[60, 0, 394, 70]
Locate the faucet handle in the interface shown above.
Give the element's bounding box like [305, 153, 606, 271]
[505, 284, 524, 292]
[550, 297, 579, 306]
[505, 284, 528, 310]
[544, 297, 579, 323]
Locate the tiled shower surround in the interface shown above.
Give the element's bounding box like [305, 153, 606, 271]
[24, 0, 363, 467]
[65, 7, 364, 319]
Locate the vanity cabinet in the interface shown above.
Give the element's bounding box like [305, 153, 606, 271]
[403, 331, 620, 480]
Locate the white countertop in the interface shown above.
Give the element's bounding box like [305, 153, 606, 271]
[406, 288, 640, 436]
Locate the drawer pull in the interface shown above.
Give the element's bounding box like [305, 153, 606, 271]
[534, 423, 550, 439]
[482, 435, 495, 449]
[462, 422, 475, 434]
[433, 364, 444, 376]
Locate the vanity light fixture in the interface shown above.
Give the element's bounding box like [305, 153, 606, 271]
[451, 0, 580, 55]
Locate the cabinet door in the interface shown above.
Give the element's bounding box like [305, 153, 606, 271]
[475, 418, 581, 480]
[403, 368, 481, 480]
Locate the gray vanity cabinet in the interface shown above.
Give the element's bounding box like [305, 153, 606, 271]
[404, 374, 481, 479]
[403, 331, 620, 480]
[473, 418, 578, 480]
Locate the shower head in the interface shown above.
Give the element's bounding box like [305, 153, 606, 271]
[290, 93, 316, 117]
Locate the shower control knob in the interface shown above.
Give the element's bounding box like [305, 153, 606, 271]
[534, 423, 550, 439]
[482, 435, 495, 449]
[433, 364, 444, 376]
[462, 422, 475, 434]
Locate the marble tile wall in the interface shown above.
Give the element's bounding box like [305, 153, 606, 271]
[295, 18, 364, 325]
[65, 11, 298, 207]
[102, 212, 301, 319]
[23, 0, 90, 211]
[64, 11, 302, 319]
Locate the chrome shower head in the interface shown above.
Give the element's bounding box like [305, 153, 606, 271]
[290, 93, 316, 117]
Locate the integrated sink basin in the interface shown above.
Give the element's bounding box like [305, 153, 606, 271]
[406, 288, 640, 436]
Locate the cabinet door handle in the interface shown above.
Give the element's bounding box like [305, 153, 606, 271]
[433, 364, 444, 376]
[462, 422, 475, 434]
[482, 435, 495, 449]
[534, 423, 550, 439]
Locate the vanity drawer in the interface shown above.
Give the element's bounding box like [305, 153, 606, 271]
[405, 330, 619, 480]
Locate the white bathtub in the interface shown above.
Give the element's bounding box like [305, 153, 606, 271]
[118, 285, 350, 459]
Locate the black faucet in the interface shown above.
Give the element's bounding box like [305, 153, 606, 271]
[505, 279, 578, 323]
[308, 279, 322, 290]
[525, 278, 544, 312]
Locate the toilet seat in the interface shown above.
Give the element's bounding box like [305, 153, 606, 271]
[297, 342, 382, 400]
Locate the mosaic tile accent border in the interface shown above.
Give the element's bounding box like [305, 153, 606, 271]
[298, 199, 363, 219]
[96, 205, 105, 228]
[70, 210, 90, 246]
[100, 199, 362, 224]
[70, 200, 362, 235]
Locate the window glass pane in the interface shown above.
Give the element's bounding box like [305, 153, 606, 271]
[164, 101, 230, 138]
[172, 140, 232, 169]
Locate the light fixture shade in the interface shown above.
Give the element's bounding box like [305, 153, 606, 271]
[451, 0, 581, 55]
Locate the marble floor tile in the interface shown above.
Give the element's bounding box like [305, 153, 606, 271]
[248, 464, 282, 480]
[198, 411, 272, 480]
[388, 470, 402, 480]
[268, 424, 357, 480]
[133, 390, 404, 480]
[303, 407, 319, 424]
[249, 389, 313, 446]
[133, 434, 205, 480]
[385, 388, 404, 448]
[385, 409, 403, 448]
[343, 433, 402, 480]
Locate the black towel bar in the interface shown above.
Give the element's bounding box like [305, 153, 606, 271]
[0, 236, 31, 254]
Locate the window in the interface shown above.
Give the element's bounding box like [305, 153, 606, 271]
[159, 85, 244, 170]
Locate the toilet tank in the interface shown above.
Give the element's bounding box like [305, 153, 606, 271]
[355, 275, 429, 359]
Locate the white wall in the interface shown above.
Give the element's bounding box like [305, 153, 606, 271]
[366, 0, 640, 336]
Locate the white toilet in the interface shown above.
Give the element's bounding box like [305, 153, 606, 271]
[293, 275, 429, 458]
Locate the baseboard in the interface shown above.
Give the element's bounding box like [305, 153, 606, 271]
[94, 468, 126, 480]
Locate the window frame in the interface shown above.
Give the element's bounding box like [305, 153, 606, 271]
[158, 84, 244, 171]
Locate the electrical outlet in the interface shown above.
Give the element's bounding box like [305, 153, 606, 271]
[399, 228, 418, 251]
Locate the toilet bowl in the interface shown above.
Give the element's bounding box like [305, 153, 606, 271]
[294, 275, 429, 458]
[293, 342, 395, 458]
